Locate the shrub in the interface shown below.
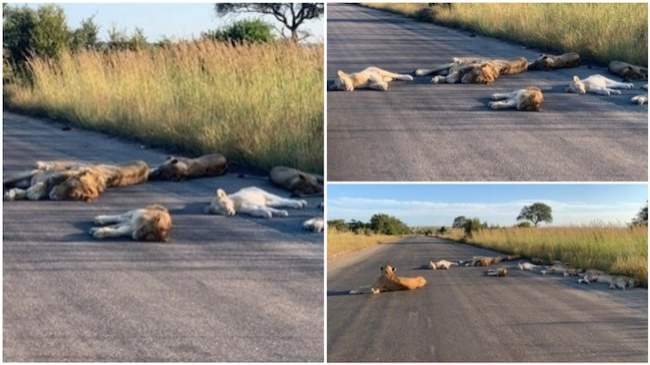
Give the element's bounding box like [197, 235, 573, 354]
[203, 19, 275, 44]
[463, 218, 483, 237]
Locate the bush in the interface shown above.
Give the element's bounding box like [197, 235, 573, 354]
[463, 218, 483, 237]
[437, 226, 448, 234]
[203, 19, 275, 44]
[516, 221, 532, 228]
[370, 213, 411, 235]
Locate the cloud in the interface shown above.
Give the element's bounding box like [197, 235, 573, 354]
[327, 197, 641, 226]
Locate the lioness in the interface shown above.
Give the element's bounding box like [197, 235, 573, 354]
[485, 267, 508, 277]
[631, 95, 648, 105]
[608, 61, 647, 81]
[578, 270, 636, 290]
[488, 87, 544, 111]
[417, 57, 528, 85]
[4, 160, 149, 202]
[518, 262, 541, 271]
[269, 166, 323, 197]
[149, 153, 227, 181]
[429, 259, 456, 270]
[566, 75, 634, 95]
[332, 67, 413, 91]
[528, 52, 580, 71]
[90, 204, 172, 242]
[205, 186, 307, 218]
[470, 256, 503, 267]
[303, 217, 324, 232]
[350, 264, 427, 294]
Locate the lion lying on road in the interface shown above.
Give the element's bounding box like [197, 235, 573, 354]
[566, 75, 634, 95]
[148, 153, 227, 181]
[350, 264, 427, 294]
[488, 87, 544, 111]
[4, 160, 149, 202]
[609, 61, 647, 81]
[332, 67, 414, 91]
[90, 204, 172, 242]
[205, 186, 307, 218]
[270, 166, 323, 197]
[631, 95, 648, 105]
[416, 57, 528, 85]
[577, 269, 637, 290]
[528, 52, 580, 71]
[429, 259, 456, 270]
[303, 217, 324, 232]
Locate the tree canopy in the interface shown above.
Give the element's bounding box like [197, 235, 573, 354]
[517, 202, 553, 227]
[214, 3, 323, 42]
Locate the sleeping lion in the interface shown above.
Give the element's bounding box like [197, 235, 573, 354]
[90, 204, 172, 242]
[415, 57, 528, 85]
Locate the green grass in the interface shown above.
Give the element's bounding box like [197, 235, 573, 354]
[364, 3, 648, 66]
[4, 40, 324, 173]
[440, 226, 648, 286]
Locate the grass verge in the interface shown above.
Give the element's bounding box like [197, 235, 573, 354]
[440, 226, 648, 286]
[328, 230, 403, 260]
[4, 40, 324, 173]
[363, 3, 648, 66]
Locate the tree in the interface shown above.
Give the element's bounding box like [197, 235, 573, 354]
[369, 213, 410, 235]
[632, 202, 648, 226]
[517, 202, 553, 227]
[70, 16, 98, 51]
[463, 218, 483, 237]
[452, 216, 467, 229]
[327, 219, 347, 232]
[437, 226, 448, 235]
[202, 19, 275, 44]
[32, 4, 70, 59]
[214, 3, 323, 42]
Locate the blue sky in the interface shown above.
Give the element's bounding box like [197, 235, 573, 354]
[328, 184, 648, 227]
[15, 3, 324, 42]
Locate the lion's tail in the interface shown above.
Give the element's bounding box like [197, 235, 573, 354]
[395, 74, 414, 81]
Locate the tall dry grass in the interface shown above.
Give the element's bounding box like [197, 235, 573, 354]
[5, 41, 324, 172]
[328, 229, 403, 259]
[440, 226, 648, 286]
[365, 3, 648, 66]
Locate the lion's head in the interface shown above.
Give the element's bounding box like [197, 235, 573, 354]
[134, 205, 172, 242]
[148, 156, 190, 181]
[380, 264, 398, 277]
[521, 87, 544, 111]
[462, 63, 498, 85]
[566, 76, 587, 94]
[211, 188, 236, 216]
[49, 169, 106, 202]
[291, 173, 323, 196]
[333, 70, 354, 91]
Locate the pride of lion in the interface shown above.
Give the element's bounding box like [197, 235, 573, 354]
[333, 51, 647, 108]
[4, 153, 324, 242]
[350, 254, 638, 295]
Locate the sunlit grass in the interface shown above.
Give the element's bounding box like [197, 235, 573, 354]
[365, 3, 647, 66]
[441, 226, 648, 286]
[5, 40, 324, 172]
[328, 229, 403, 259]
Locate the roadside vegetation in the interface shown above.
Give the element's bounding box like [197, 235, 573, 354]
[363, 3, 648, 66]
[437, 203, 649, 286]
[328, 214, 411, 258]
[3, 4, 324, 173]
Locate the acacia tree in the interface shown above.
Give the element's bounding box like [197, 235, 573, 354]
[214, 3, 323, 42]
[632, 202, 648, 226]
[517, 202, 552, 227]
[452, 216, 467, 229]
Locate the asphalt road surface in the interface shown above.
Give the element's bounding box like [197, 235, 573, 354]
[3, 112, 323, 361]
[327, 4, 648, 181]
[327, 236, 648, 362]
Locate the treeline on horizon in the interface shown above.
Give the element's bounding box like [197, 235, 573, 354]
[328, 201, 649, 236]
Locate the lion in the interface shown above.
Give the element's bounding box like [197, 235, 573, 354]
[4, 160, 149, 202]
[90, 204, 172, 242]
[528, 52, 580, 71]
[303, 217, 324, 233]
[429, 259, 456, 270]
[205, 186, 307, 218]
[470, 256, 504, 267]
[488, 87, 544, 111]
[269, 166, 323, 197]
[518, 261, 541, 271]
[484, 267, 508, 277]
[608, 61, 647, 81]
[417, 57, 528, 85]
[631, 95, 648, 105]
[149, 153, 227, 181]
[350, 264, 427, 294]
[332, 67, 414, 91]
[566, 74, 634, 95]
[578, 270, 637, 290]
